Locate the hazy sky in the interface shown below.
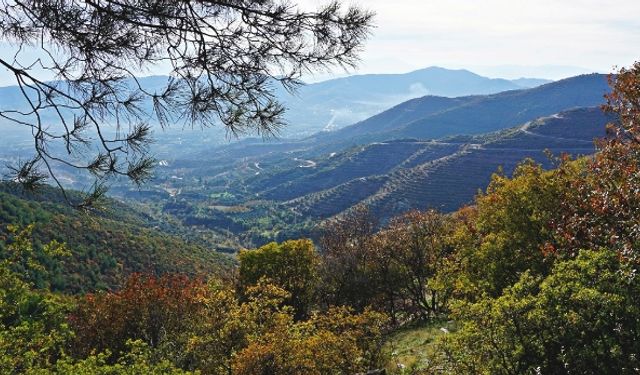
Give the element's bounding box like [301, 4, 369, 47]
[1, 0, 639, 86]
[299, 0, 640, 80]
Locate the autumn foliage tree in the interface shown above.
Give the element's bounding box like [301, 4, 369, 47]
[319, 207, 455, 323]
[447, 160, 573, 297]
[238, 239, 320, 320]
[552, 62, 640, 263]
[70, 273, 209, 364]
[232, 306, 387, 375]
[68, 272, 389, 374]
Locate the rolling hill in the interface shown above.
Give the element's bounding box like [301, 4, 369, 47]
[99, 73, 615, 247]
[276, 67, 551, 136]
[0, 183, 235, 292]
[176, 73, 610, 167]
[311, 73, 610, 147]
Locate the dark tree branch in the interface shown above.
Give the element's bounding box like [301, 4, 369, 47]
[0, 0, 374, 207]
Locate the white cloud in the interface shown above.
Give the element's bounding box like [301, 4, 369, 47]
[299, 0, 640, 78]
[2, 0, 639, 86]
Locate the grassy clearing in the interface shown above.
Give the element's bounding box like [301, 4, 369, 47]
[383, 320, 456, 373]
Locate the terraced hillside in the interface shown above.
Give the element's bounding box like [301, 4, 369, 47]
[276, 107, 613, 219]
[259, 141, 457, 201]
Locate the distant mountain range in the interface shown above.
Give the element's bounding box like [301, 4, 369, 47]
[276, 67, 552, 136]
[0, 67, 552, 142]
[309, 73, 609, 148]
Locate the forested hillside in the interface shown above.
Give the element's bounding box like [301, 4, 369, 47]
[0, 183, 233, 292]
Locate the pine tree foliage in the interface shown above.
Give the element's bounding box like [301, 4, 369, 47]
[0, 0, 373, 206]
